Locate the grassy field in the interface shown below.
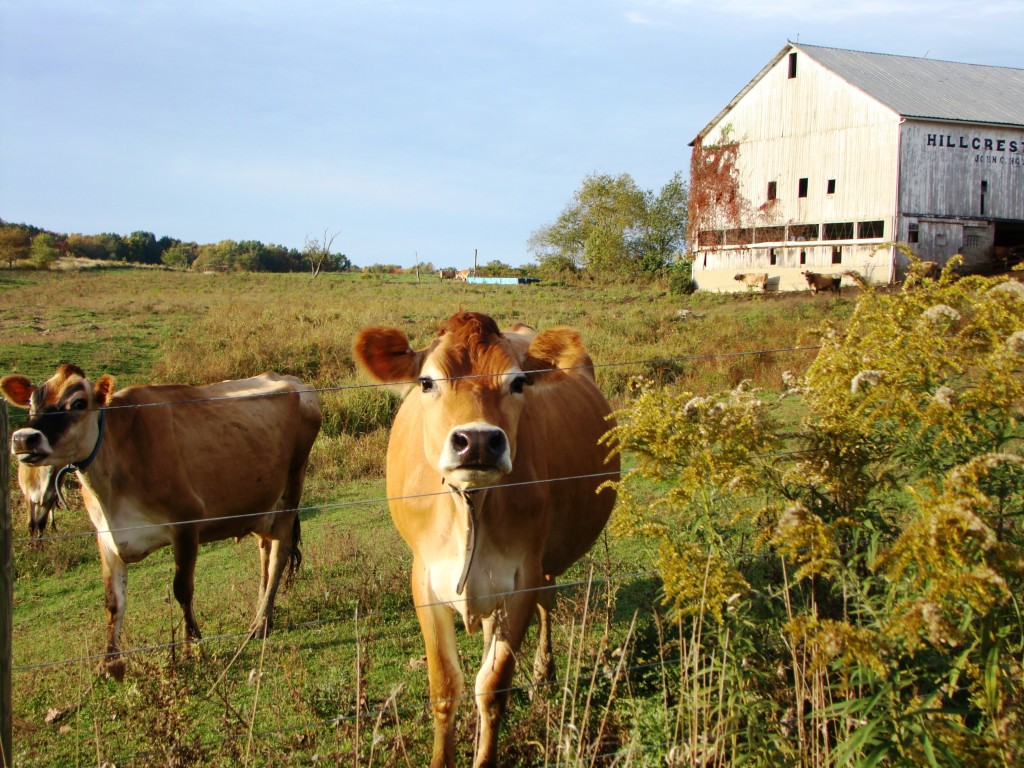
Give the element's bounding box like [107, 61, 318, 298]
[1, 267, 856, 766]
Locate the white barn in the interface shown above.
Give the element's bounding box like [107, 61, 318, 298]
[689, 43, 1024, 292]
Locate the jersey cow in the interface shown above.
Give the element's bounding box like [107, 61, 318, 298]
[802, 270, 842, 294]
[734, 272, 769, 291]
[1, 365, 322, 680]
[18, 463, 59, 541]
[354, 311, 618, 768]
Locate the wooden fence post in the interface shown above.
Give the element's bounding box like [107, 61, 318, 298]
[1, 402, 12, 768]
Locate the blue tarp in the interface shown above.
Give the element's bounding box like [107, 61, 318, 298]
[465, 277, 539, 285]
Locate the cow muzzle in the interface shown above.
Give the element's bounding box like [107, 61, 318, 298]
[440, 422, 512, 487]
[11, 429, 52, 465]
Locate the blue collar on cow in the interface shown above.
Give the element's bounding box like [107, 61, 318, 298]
[448, 484, 480, 596]
[55, 407, 106, 508]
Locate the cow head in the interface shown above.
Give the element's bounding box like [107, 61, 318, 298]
[1, 364, 115, 467]
[354, 311, 591, 490]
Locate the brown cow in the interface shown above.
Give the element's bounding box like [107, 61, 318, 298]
[354, 311, 618, 768]
[734, 272, 768, 291]
[17, 463, 59, 541]
[802, 270, 842, 294]
[438, 268, 457, 281]
[1, 365, 322, 680]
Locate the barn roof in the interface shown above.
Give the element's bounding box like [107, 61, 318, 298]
[692, 43, 1024, 145]
[796, 43, 1024, 127]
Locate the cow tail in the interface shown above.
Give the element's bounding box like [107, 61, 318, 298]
[285, 516, 303, 588]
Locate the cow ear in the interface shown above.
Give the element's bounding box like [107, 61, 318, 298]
[353, 327, 422, 385]
[94, 375, 117, 406]
[0, 375, 35, 408]
[524, 327, 595, 384]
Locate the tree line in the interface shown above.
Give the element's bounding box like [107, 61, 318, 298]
[1, 169, 690, 282]
[0, 223, 351, 274]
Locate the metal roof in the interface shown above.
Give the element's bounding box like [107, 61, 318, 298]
[794, 43, 1024, 127]
[692, 43, 1024, 144]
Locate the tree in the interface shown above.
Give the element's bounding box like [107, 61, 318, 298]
[192, 241, 232, 272]
[638, 171, 688, 273]
[161, 242, 198, 270]
[476, 259, 513, 277]
[529, 171, 688, 279]
[97, 233, 128, 262]
[0, 226, 31, 268]
[66, 233, 103, 260]
[303, 229, 341, 278]
[125, 231, 160, 264]
[29, 233, 61, 269]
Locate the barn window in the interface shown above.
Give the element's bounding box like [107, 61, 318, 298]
[788, 223, 819, 241]
[857, 220, 884, 239]
[788, 52, 798, 79]
[770, 248, 778, 266]
[767, 181, 777, 201]
[823, 222, 854, 240]
[981, 180, 988, 216]
[799, 250, 807, 265]
[798, 178, 809, 198]
[832, 246, 842, 264]
[908, 222, 919, 243]
[754, 226, 785, 243]
[827, 179, 836, 194]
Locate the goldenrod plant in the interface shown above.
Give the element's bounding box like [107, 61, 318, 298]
[608, 258, 1024, 765]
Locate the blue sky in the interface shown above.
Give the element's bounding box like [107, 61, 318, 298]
[2, 1, 1022, 268]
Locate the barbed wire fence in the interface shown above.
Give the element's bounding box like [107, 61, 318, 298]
[1, 343, 822, 766]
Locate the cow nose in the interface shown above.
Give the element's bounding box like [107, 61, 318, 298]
[450, 427, 507, 468]
[12, 429, 44, 454]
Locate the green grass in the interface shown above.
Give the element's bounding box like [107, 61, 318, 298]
[1, 267, 852, 765]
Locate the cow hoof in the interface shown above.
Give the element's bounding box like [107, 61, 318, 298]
[98, 658, 126, 682]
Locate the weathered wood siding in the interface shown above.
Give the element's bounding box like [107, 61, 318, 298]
[693, 46, 900, 290]
[899, 121, 1024, 219]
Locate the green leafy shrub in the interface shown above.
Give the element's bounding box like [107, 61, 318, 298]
[667, 258, 695, 295]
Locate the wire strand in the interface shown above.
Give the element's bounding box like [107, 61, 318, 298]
[15, 343, 821, 416]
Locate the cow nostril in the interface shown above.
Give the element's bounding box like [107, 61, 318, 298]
[489, 432, 505, 454]
[451, 432, 470, 453]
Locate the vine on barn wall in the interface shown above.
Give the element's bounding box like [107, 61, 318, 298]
[688, 125, 751, 248]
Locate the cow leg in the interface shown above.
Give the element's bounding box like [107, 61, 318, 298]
[171, 526, 202, 641]
[249, 512, 295, 639]
[532, 577, 557, 691]
[412, 563, 462, 768]
[474, 590, 535, 768]
[256, 536, 271, 606]
[97, 537, 128, 681]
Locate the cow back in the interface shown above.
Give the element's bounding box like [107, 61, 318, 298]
[97, 374, 321, 542]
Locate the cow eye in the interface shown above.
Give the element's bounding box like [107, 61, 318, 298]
[510, 375, 529, 394]
[418, 377, 435, 393]
[69, 399, 87, 411]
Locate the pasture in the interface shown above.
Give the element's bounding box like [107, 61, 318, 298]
[4, 266, 952, 766]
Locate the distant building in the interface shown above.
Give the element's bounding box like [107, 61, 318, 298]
[688, 42, 1024, 292]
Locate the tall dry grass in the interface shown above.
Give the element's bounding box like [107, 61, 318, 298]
[2, 268, 865, 765]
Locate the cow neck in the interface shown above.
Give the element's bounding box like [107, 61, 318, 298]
[55, 407, 106, 508]
[447, 483, 483, 596]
